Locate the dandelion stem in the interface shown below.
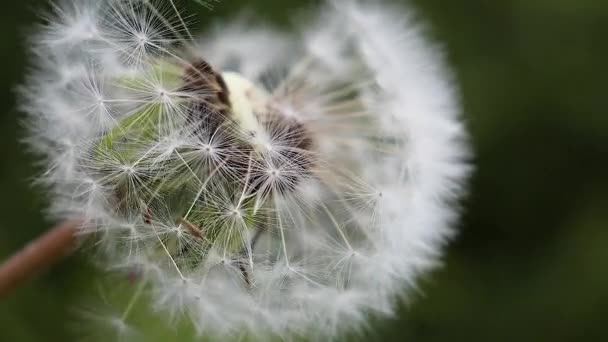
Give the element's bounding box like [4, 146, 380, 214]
[0, 220, 79, 299]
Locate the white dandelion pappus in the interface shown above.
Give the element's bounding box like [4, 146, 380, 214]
[20, 0, 470, 339]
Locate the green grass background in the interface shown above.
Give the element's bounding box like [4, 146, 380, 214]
[1, 0, 607, 340]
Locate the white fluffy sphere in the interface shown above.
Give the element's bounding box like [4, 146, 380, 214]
[21, 0, 470, 339]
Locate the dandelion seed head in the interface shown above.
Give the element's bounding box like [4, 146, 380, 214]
[21, 0, 470, 339]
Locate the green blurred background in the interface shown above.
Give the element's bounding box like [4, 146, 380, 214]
[1, 0, 607, 341]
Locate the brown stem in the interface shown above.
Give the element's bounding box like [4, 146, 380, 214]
[0, 220, 80, 299]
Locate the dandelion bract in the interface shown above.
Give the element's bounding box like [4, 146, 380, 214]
[21, 0, 470, 339]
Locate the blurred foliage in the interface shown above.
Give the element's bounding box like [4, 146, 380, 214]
[1, 0, 607, 341]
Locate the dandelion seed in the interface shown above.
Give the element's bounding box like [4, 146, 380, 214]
[21, 0, 470, 339]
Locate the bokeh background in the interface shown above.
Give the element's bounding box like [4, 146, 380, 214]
[1, 0, 607, 341]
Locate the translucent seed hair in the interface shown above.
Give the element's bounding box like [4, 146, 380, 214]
[20, 0, 470, 339]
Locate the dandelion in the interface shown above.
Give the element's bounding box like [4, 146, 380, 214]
[19, 0, 470, 339]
